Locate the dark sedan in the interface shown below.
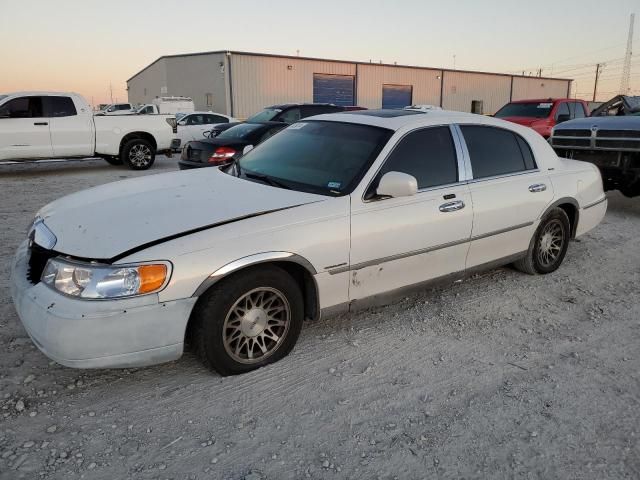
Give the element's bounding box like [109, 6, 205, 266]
[179, 122, 287, 170]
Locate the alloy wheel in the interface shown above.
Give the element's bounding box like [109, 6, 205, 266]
[222, 287, 291, 364]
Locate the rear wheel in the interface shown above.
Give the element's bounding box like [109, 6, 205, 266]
[513, 207, 570, 275]
[121, 138, 155, 170]
[191, 265, 304, 376]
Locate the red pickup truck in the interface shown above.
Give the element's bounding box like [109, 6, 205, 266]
[494, 98, 590, 139]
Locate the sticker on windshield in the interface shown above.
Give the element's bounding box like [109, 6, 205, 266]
[327, 181, 342, 189]
[537, 103, 553, 108]
[289, 122, 307, 129]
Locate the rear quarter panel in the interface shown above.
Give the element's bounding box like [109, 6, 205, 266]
[93, 115, 174, 155]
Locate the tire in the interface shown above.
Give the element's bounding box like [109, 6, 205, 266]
[513, 207, 571, 275]
[121, 138, 155, 170]
[620, 185, 640, 198]
[103, 156, 123, 166]
[191, 265, 304, 376]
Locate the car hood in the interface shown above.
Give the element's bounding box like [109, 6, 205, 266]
[554, 116, 640, 130]
[37, 168, 326, 261]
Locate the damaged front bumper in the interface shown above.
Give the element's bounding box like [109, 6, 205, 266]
[10, 240, 197, 368]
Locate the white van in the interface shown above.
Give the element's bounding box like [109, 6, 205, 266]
[136, 96, 195, 115]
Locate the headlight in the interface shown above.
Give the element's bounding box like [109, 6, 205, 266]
[41, 258, 171, 299]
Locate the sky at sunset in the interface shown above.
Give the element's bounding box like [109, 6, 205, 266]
[0, 0, 638, 107]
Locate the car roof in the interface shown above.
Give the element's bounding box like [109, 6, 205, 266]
[265, 103, 338, 109]
[183, 111, 227, 115]
[509, 98, 579, 104]
[306, 109, 497, 131]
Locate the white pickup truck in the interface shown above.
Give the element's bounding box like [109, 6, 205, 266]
[0, 92, 177, 169]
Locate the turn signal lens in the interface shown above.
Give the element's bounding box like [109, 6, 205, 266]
[138, 264, 168, 293]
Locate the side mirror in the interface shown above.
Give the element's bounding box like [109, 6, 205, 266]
[376, 171, 418, 198]
[242, 144, 254, 155]
[178, 120, 186, 126]
[556, 113, 570, 123]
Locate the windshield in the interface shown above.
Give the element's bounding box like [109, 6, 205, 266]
[217, 123, 263, 139]
[237, 121, 393, 196]
[246, 108, 282, 123]
[495, 102, 553, 119]
[0, 95, 7, 103]
[175, 112, 187, 121]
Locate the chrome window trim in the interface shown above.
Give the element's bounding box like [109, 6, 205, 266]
[467, 168, 541, 184]
[451, 124, 473, 181]
[360, 123, 466, 203]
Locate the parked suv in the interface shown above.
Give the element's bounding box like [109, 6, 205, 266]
[494, 98, 590, 139]
[208, 103, 358, 136]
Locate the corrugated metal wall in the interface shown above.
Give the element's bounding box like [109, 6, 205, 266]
[128, 52, 573, 118]
[230, 55, 356, 119]
[127, 59, 168, 106]
[442, 71, 512, 114]
[356, 64, 442, 109]
[511, 77, 570, 101]
[165, 53, 228, 113]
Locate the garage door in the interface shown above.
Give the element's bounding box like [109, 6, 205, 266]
[313, 74, 355, 106]
[382, 84, 413, 109]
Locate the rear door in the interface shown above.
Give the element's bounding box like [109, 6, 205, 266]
[46, 96, 93, 157]
[0, 96, 52, 160]
[459, 125, 553, 269]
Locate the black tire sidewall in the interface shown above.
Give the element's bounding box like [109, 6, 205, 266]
[195, 266, 304, 376]
[532, 209, 570, 274]
[122, 139, 155, 170]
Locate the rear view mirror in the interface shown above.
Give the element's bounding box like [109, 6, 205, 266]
[376, 171, 418, 198]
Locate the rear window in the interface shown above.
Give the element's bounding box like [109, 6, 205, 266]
[216, 123, 263, 139]
[495, 102, 554, 119]
[44, 96, 77, 117]
[246, 108, 282, 123]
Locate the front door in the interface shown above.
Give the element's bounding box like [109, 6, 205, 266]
[349, 125, 473, 302]
[0, 96, 52, 160]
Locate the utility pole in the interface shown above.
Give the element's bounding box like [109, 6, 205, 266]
[109, 83, 113, 103]
[593, 63, 603, 101]
[453, 55, 456, 70]
[620, 13, 635, 94]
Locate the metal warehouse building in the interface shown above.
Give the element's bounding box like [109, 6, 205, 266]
[127, 50, 572, 119]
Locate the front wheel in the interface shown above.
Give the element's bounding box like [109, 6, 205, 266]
[513, 207, 570, 275]
[191, 265, 304, 376]
[121, 138, 155, 170]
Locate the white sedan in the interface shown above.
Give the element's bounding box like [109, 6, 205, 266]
[175, 111, 237, 146]
[11, 109, 607, 375]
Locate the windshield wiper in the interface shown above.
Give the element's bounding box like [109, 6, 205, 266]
[243, 171, 292, 190]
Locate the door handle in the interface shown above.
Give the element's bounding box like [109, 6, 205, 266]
[33, 122, 48, 126]
[439, 200, 465, 212]
[528, 183, 547, 193]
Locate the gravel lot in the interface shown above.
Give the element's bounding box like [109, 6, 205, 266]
[0, 157, 638, 480]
